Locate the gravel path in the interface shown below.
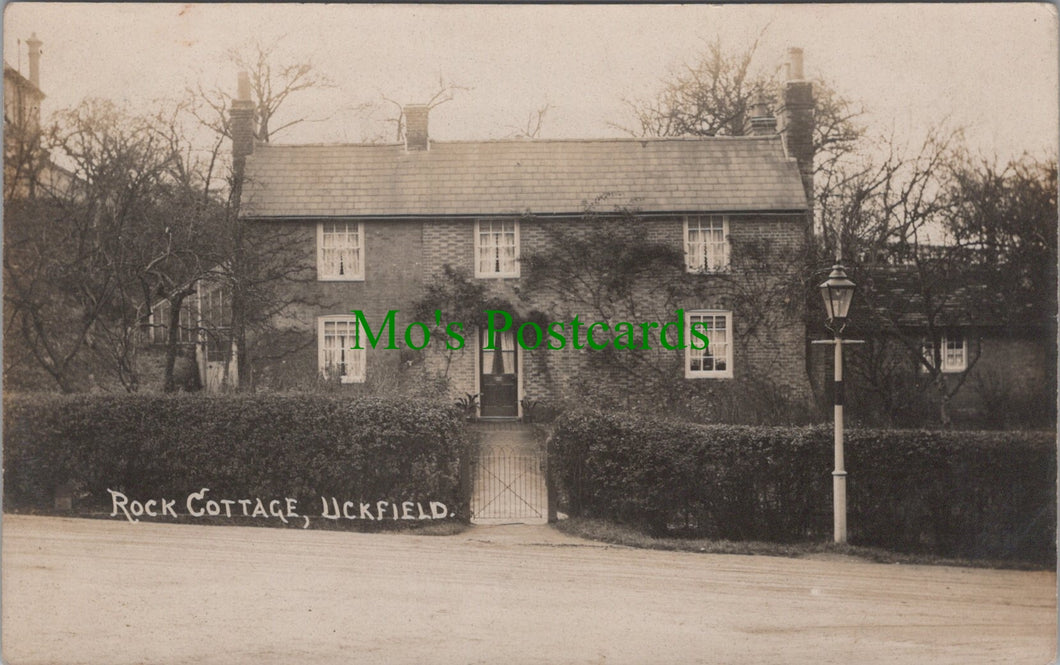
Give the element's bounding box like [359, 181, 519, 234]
[2, 515, 1055, 664]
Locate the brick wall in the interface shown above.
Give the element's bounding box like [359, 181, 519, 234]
[951, 333, 1052, 419]
[249, 212, 813, 418]
[249, 219, 425, 389]
[421, 213, 812, 412]
[812, 328, 1054, 427]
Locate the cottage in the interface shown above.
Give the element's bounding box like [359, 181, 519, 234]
[225, 52, 817, 418]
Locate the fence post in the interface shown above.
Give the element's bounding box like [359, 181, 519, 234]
[459, 437, 475, 522]
[546, 434, 558, 523]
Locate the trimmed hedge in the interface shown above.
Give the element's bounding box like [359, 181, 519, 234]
[551, 410, 1056, 562]
[4, 393, 468, 522]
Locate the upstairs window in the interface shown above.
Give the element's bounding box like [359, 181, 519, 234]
[921, 335, 967, 373]
[317, 221, 364, 281]
[318, 316, 366, 384]
[685, 215, 729, 273]
[475, 220, 519, 278]
[685, 310, 733, 379]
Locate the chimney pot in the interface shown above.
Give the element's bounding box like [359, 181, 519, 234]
[751, 93, 769, 120]
[237, 71, 252, 102]
[746, 93, 777, 136]
[405, 104, 429, 151]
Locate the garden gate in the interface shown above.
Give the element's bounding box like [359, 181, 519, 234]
[469, 423, 548, 524]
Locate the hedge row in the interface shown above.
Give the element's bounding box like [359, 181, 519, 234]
[4, 393, 468, 521]
[551, 410, 1056, 562]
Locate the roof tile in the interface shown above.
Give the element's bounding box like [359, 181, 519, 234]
[242, 137, 808, 217]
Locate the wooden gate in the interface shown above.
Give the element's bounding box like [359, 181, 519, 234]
[470, 444, 547, 524]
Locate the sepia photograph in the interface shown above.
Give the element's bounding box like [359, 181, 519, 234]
[2, 3, 1057, 663]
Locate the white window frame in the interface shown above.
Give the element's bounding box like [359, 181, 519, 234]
[318, 316, 367, 384]
[684, 310, 734, 379]
[317, 221, 365, 281]
[684, 215, 730, 273]
[474, 219, 520, 278]
[150, 296, 197, 344]
[199, 282, 234, 362]
[921, 335, 967, 374]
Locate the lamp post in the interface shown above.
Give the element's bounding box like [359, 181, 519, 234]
[817, 263, 857, 544]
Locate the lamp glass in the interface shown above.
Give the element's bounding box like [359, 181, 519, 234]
[825, 285, 853, 321]
[818, 264, 856, 324]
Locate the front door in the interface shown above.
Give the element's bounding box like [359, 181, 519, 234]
[480, 328, 518, 418]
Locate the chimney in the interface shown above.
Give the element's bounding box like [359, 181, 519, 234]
[230, 71, 257, 206]
[778, 47, 814, 204]
[745, 93, 777, 136]
[231, 71, 256, 164]
[26, 33, 42, 88]
[404, 105, 429, 151]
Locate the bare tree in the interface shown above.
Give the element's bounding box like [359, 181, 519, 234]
[227, 39, 334, 142]
[178, 40, 341, 391]
[506, 103, 552, 139]
[3, 113, 45, 201]
[829, 126, 1039, 426]
[621, 36, 765, 138]
[623, 33, 869, 281]
[188, 38, 334, 144]
[379, 76, 472, 142]
[3, 98, 226, 392]
[945, 153, 1057, 318]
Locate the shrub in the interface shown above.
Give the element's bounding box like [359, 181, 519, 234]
[3, 393, 469, 523]
[550, 409, 1055, 562]
[556, 368, 814, 426]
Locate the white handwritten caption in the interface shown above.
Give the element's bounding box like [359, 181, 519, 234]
[107, 488, 452, 529]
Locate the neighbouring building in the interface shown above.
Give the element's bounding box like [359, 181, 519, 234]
[147, 277, 238, 392]
[3, 34, 72, 200]
[809, 259, 1056, 428]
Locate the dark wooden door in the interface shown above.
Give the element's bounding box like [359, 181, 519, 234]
[480, 329, 518, 417]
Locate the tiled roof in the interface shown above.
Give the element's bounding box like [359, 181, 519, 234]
[850, 263, 1048, 331]
[241, 136, 808, 218]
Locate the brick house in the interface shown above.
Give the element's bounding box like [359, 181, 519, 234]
[220, 57, 817, 419]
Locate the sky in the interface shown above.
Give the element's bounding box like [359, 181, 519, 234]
[3, 3, 1058, 160]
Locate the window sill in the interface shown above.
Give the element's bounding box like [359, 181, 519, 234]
[317, 275, 365, 282]
[686, 267, 731, 275]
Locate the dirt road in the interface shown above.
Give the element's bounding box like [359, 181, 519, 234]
[2, 515, 1055, 664]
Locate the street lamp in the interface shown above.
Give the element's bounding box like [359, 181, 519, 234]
[816, 262, 859, 544]
[819, 264, 856, 332]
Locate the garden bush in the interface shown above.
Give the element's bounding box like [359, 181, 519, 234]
[4, 393, 468, 522]
[551, 409, 1055, 562]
